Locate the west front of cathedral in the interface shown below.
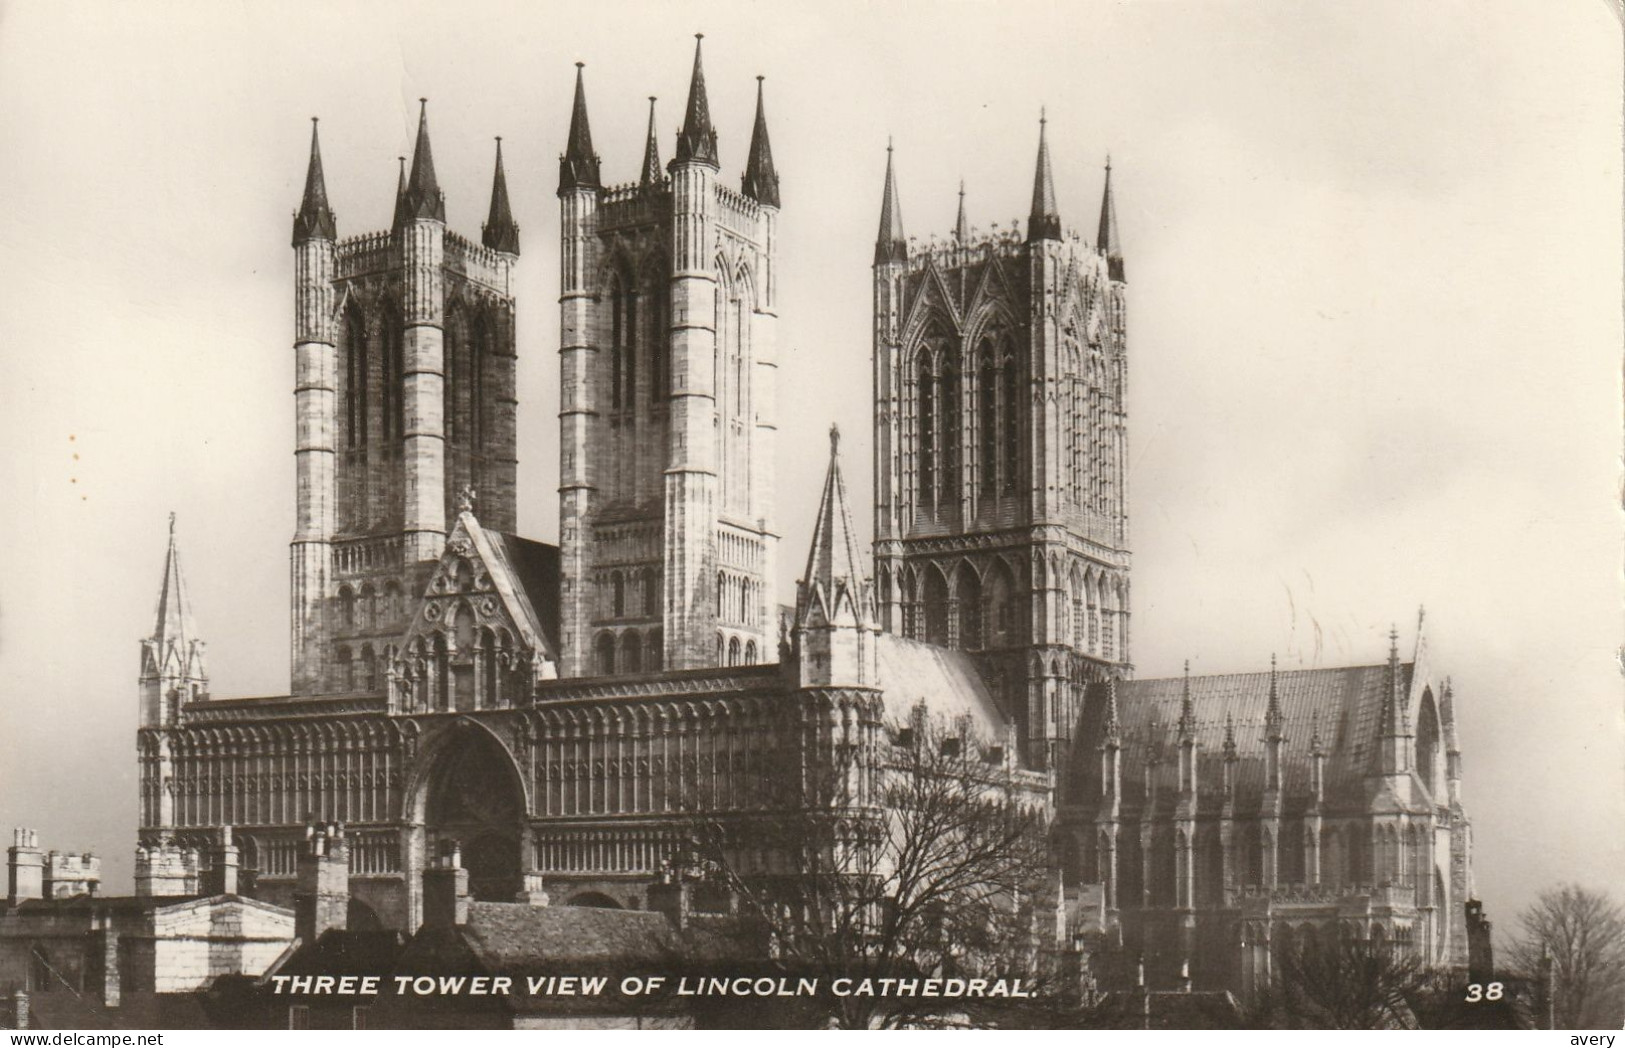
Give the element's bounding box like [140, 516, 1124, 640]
[128, 39, 1482, 999]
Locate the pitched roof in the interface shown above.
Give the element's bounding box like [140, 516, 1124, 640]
[875, 635, 1006, 737]
[1073, 662, 1416, 814]
[486, 529, 561, 655]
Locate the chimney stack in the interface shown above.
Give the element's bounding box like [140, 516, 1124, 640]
[422, 841, 470, 929]
[8, 828, 45, 903]
[294, 822, 349, 942]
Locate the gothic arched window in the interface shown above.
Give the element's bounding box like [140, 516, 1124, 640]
[596, 632, 616, 676]
[611, 572, 625, 619]
[744, 640, 757, 664]
[344, 307, 367, 448]
[1000, 353, 1020, 494]
[622, 631, 642, 674]
[978, 343, 997, 498]
[941, 358, 961, 504]
[917, 355, 936, 506]
[727, 637, 741, 667]
[643, 568, 660, 618]
[381, 302, 404, 440]
[610, 284, 624, 410]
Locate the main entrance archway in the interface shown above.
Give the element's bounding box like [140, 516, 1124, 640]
[418, 723, 526, 902]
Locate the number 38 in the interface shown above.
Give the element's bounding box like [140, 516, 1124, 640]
[1464, 982, 1504, 1002]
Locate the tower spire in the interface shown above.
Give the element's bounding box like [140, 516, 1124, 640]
[954, 180, 968, 242]
[741, 76, 779, 207]
[875, 140, 907, 265]
[801, 425, 868, 609]
[674, 34, 719, 168]
[391, 156, 409, 232]
[1098, 155, 1124, 280]
[141, 513, 208, 728]
[796, 425, 879, 687]
[640, 97, 663, 186]
[482, 137, 520, 255]
[402, 99, 446, 223]
[154, 513, 195, 647]
[558, 63, 601, 193]
[292, 118, 337, 246]
[1028, 108, 1061, 242]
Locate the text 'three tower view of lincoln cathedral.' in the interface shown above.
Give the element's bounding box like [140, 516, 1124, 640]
[102, 36, 1483, 999]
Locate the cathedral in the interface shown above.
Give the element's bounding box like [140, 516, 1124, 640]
[129, 37, 1480, 999]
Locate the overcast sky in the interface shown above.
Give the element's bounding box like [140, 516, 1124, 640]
[0, 0, 1619, 935]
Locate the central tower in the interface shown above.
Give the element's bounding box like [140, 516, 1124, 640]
[558, 39, 780, 677]
[872, 120, 1130, 769]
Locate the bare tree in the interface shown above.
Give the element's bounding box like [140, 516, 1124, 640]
[1507, 883, 1625, 1030]
[1264, 937, 1432, 1029]
[685, 711, 1063, 1029]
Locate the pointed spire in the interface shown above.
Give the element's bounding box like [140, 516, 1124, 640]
[1310, 712, 1325, 756]
[954, 180, 969, 243]
[875, 140, 907, 265]
[801, 424, 869, 610]
[1222, 713, 1238, 761]
[673, 34, 719, 168]
[1383, 623, 1411, 735]
[401, 99, 445, 223]
[482, 137, 520, 255]
[292, 118, 337, 246]
[640, 97, 663, 187]
[558, 63, 601, 193]
[1028, 109, 1061, 242]
[1102, 678, 1121, 742]
[1265, 653, 1285, 739]
[391, 155, 409, 232]
[153, 513, 197, 650]
[1098, 155, 1124, 280]
[1177, 659, 1196, 739]
[741, 76, 779, 207]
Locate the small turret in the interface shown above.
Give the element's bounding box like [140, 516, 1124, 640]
[1378, 624, 1413, 776]
[954, 180, 969, 243]
[1177, 660, 1198, 797]
[391, 155, 409, 233]
[292, 118, 337, 246]
[1098, 156, 1124, 281]
[481, 138, 520, 256]
[400, 100, 445, 223]
[140, 514, 208, 728]
[1263, 653, 1285, 797]
[640, 97, 663, 187]
[673, 34, 719, 169]
[1028, 110, 1061, 242]
[795, 426, 879, 688]
[741, 76, 779, 207]
[558, 63, 601, 194]
[875, 141, 907, 265]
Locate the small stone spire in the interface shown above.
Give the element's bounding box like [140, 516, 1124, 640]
[1265, 653, 1285, 740]
[1098, 155, 1124, 279]
[154, 513, 195, 648]
[482, 138, 520, 255]
[391, 155, 409, 232]
[640, 97, 663, 186]
[1383, 623, 1411, 734]
[1222, 713, 1238, 762]
[875, 140, 907, 265]
[141, 513, 208, 727]
[954, 180, 969, 242]
[401, 99, 445, 223]
[1028, 109, 1061, 242]
[1309, 711, 1325, 756]
[800, 425, 867, 608]
[558, 63, 601, 193]
[1177, 658, 1196, 739]
[674, 34, 719, 168]
[741, 76, 779, 207]
[292, 118, 337, 246]
[796, 425, 878, 688]
[1102, 678, 1121, 742]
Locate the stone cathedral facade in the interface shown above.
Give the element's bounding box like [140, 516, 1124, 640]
[128, 37, 1482, 1002]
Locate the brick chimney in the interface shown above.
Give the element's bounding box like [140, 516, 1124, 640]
[10, 989, 28, 1030]
[202, 826, 239, 896]
[514, 870, 550, 907]
[294, 822, 349, 942]
[421, 842, 470, 929]
[7, 828, 44, 903]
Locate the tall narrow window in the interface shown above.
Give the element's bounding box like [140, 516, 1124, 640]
[625, 292, 638, 409]
[470, 313, 487, 452]
[610, 287, 623, 409]
[941, 360, 961, 504]
[979, 346, 997, 498]
[917, 358, 936, 506]
[650, 279, 666, 403]
[345, 309, 367, 448]
[1001, 357, 1020, 494]
[382, 306, 404, 440]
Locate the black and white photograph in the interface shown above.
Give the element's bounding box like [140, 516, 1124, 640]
[0, 0, 1620, 1033]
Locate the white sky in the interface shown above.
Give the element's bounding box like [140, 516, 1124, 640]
[0, 0, 1619, 936]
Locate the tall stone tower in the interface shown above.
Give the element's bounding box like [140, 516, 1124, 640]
[557, 38, 780, 678]
[290, 108, 520, 696]
[871, 119, 1129, 769]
